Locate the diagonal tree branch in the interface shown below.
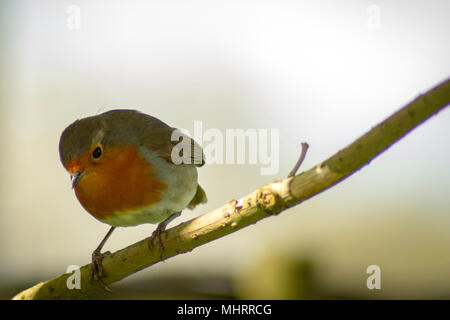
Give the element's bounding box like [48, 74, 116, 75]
[13, 78, 450, 300]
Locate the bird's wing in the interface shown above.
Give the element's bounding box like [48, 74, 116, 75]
[125, 110, 205, 167]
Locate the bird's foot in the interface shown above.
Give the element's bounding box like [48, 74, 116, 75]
[148, 223, 167, 258]
[148, 212, 181, 259]
[90, 249, 112, 292]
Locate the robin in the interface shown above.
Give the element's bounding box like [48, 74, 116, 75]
[59, 109, 207, 290]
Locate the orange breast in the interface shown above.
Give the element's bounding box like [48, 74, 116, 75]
[73, 145, 167, 221]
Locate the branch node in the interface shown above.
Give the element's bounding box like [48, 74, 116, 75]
[256, 188, 283, 214]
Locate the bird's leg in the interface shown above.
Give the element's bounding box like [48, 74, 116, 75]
[148, 211, 181, 258]
[90, 226, 116, 292]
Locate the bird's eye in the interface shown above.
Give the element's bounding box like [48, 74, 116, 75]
[92, 146, 102, 159]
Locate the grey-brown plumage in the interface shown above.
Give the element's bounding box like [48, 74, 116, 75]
[59, 109, 205, 168]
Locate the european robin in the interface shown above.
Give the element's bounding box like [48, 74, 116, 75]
[59, 109, 207, 290]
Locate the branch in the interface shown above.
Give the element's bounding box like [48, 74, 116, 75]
[13, 78, 450, 300]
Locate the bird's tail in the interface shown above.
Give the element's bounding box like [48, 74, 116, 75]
[187, 184, 207, 209]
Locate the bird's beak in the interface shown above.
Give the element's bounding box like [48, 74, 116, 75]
[71, 171, 85, 189]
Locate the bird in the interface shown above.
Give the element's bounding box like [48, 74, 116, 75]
[59, 109, 207, 290]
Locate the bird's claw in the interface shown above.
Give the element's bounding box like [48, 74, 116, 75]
[90, 249, 112, 292]
[148, 225, 166, 259]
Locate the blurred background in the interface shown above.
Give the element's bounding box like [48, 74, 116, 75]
[1, 0, 449, 299]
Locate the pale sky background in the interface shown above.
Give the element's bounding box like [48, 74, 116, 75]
[0, 0, 449, 298]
